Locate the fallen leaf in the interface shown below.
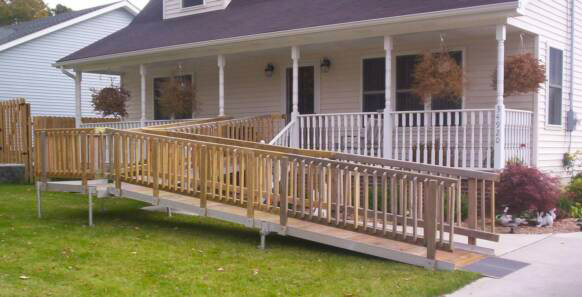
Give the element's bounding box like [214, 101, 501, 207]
[217, 267, 225, 272]
[253, 269, 259, 276]
[19, 275, 29, 280]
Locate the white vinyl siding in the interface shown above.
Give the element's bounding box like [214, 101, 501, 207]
[0, 8, 134, 117]
[122, 33, 531, 122]
[510, 0, 581, 178]
[164, 0, 230, 19]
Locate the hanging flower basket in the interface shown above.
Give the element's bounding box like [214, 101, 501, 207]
[159, 75, 196, 119]
[91, 86, 130, 118]
[412, 51, 464, 102]
[492, 53, 546, 96]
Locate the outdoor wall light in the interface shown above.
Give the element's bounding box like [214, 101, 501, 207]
[265, 63, 275, 77]
[321, 58, 331, 73]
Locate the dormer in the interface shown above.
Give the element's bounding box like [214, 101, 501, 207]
[164, 0, 232, 19]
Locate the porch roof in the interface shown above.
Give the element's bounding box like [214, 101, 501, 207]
[57, 0, 519, 67]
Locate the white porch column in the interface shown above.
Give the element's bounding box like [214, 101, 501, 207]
[494, 24, 506, 169]
[218, 55, 226, 116]
[383, 36, 394, 159]
[139, 64, 147, 126]
[74, 70, 82, 128]
[291, 46, 300, 121]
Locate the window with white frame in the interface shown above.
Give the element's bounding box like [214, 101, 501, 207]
[548, 47, 563, 125]
[183, 0, 204, 8]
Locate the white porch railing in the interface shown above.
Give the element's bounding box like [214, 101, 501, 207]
[296, 112, 384, 157]
[271, 109, 534, 169]
[391, 109, 495, 169]
[80, 119, 190, 130]
[505, 109, 534, 165]
[269, 119, 297, 147]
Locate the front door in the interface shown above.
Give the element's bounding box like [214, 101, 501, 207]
[286, 66, 315, 119]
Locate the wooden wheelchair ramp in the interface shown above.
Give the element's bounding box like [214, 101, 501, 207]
[43, 181, 487, 271]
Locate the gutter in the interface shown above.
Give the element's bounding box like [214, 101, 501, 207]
[54, 1, 521, 68]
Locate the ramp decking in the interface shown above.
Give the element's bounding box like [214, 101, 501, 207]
[43, 180, 486, 271]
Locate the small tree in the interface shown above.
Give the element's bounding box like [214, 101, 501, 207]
[91, 86, 130, 119]
[158, 75, 195, 119]
[496, 163, 560, 215]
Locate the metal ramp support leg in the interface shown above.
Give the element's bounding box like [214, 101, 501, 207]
[258, 223, 271, 250]
[88, 186, 95, 227]
[35, 182, 43, 219]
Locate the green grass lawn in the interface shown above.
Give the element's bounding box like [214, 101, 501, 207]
[0, 184, 478, 297]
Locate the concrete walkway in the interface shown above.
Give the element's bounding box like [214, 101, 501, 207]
[450, 232, 582, 297]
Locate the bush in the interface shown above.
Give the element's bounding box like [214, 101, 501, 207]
[496, 163, 560, 216]
[571, 202, 582, 218]
[557, 195, 574, 219]
[566, 176, 582, 203]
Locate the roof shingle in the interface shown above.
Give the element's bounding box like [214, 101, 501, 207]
[0, 4, 112, 48]
[59, 0, 518, 63]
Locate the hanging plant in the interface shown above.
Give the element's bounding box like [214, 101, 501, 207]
[91, 85, 130, 118]
[158, 72, 196, 119]
[412, 51, 464, 102]
[492, 53, 546, 96]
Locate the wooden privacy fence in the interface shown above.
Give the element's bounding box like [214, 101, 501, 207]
[0, 99, 32, 182]
[160, 114, 286, 143]
[35, 127, 498, 255]
[33, 116, 120, 130]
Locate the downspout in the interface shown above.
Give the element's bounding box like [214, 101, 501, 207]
[60, 66, 75, 80]
[567, 0, 577, 142]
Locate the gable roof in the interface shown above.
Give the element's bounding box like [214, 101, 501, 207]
[0, 1, 139, 53]
[59, 0, 519, 65]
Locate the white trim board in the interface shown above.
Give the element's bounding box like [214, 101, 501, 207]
[0, 1, 139, 53]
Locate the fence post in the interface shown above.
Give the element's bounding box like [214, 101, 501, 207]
[279, 157, 289, 227]
[200, 145, 208, 211]
[80, 132, 88, 194]
[40, 131, 48, 184]
[290, 120, 299, 148]
[467, 178, 478, 245]
[424, 180, 438, 262]
[247, 151, 256, 218]
[152, 138, 160, 204]
[114, 133, 121, 195]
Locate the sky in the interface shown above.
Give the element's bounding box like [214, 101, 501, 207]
[44, 0, 149, 10]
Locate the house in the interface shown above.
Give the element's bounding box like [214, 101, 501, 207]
[0, 1, 139, 118]
[54, 0, 581, 178]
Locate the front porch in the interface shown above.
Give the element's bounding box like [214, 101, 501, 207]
[74, 24, 537, 169]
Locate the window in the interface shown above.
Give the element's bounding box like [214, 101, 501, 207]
[362, 58, 386, 112]
[396, 54, 424, 112]
[183, 0, 204, 8]
[548, 47, 563, 125]
[153, 75, 193, 120]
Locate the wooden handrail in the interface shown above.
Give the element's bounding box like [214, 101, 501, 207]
[35, 113, 501, 253]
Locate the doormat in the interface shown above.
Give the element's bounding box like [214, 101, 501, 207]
[462, 256, 529, 278]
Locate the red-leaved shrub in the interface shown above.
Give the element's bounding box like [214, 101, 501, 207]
[496, 163, 560, 215]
